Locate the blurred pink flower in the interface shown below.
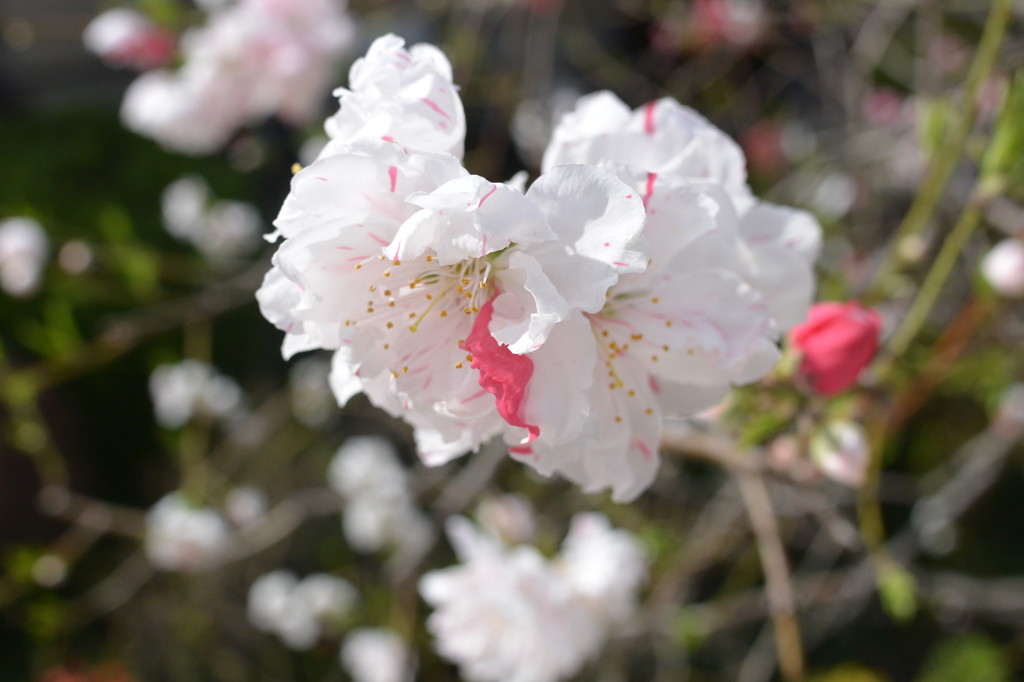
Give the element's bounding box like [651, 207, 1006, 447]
[862, 88, 904, 127]
[83, 9, 176, 70]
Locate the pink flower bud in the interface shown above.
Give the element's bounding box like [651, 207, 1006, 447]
[981, 239, 1024, 298]
[789, 301, 882, 396]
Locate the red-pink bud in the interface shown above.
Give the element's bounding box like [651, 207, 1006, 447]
[789, 301, 882, 396]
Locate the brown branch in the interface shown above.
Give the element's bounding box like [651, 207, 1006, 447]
[737, 472, 806, 682]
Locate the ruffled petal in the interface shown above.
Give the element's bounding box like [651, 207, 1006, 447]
[274, 140, 466, 240]
[489, 251, 568, 354]
[384, 176, 556, 265]
[524, 164, 649, 314]
[325, 34, 466, 158]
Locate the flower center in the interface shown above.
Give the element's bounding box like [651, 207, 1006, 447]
[345, 252, 495, 342]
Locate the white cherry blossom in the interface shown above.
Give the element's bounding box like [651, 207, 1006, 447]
[514, 92, 822, 500]
[122, 0, 355, 154]
[162, 176, 262, 258]
[322, 34, 466, 159]
[982, 239, 1024, 298]
[341, 628, 412, 682]
[258, 136, 647, 463]
[247, 570, 357, 650]
[145, 493, 231, 572]
[555, 512, 647, 626]
[0, 217, 49, 298]
[419, 517, 604, 682]
[327, 437, 431, 555]
[509, 173, 794, 500]
[148, 360, 243, 428]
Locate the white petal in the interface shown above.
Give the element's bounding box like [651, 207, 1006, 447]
[517, 310, 598, 446]
[738, 201, 822, 264]
[329, 346, 364, 407]
[515, 354, 660, 503]
[274, 141, 466, 240]
[524, 164, 649, 314]
[611, 269, 776, 387]
[489, 251, 568, 354]
[385, 176, 556, 265]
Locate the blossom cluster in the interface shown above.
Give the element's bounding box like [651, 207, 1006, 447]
[247, 570, 358, 650]
[326, 436, 431, 556]
[419, 512, 647, 682]
[257, 34, 821, 501]
[86, 0, 355, 155]
[144, 492, 231, 572]
[161, 176, 262, 259]
[148, 359, 244, 429]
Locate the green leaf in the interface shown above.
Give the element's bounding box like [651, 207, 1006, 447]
[917, 634, 1008, 682]
[878, 562, 917, 623]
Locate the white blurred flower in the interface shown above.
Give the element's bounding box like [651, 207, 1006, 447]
[224, 486, 267, 527]
[420, 517, 604, 682]
[197, 200, 261, 258]
[475, 494, 535, 545]
[248, 570, 357, 650]
[0, 217, 49, 298]
[145, 492, 230, 572]
[811, 172, 858, 219]
[148, 359, 243, 428]
[810, 420, 870, 487]
[83, 8, 176, 70]
[328, 437, 407, 501]
[161, 176, 261, 258]
[289, 356, 335, 427]
[57, 240, 93, 275]
[341, 628, 411, 682]
[122, 0, 355, 154]
[162, 176, 210, 239]
[982, 239, 1024, 298]
[556, 513, 647, 627]
[328, 437, 431, 555]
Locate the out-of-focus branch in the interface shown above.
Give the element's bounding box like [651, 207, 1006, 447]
[883, 201, 984, 360]
[866, 0, 1013, 300]
[660, 425, 764, 473]
[737, 472, 805, 682]
[1, 257, 267, 393]
[37, 485, 146, 540]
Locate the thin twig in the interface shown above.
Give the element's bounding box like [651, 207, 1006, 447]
[737, 472, 805, 682]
